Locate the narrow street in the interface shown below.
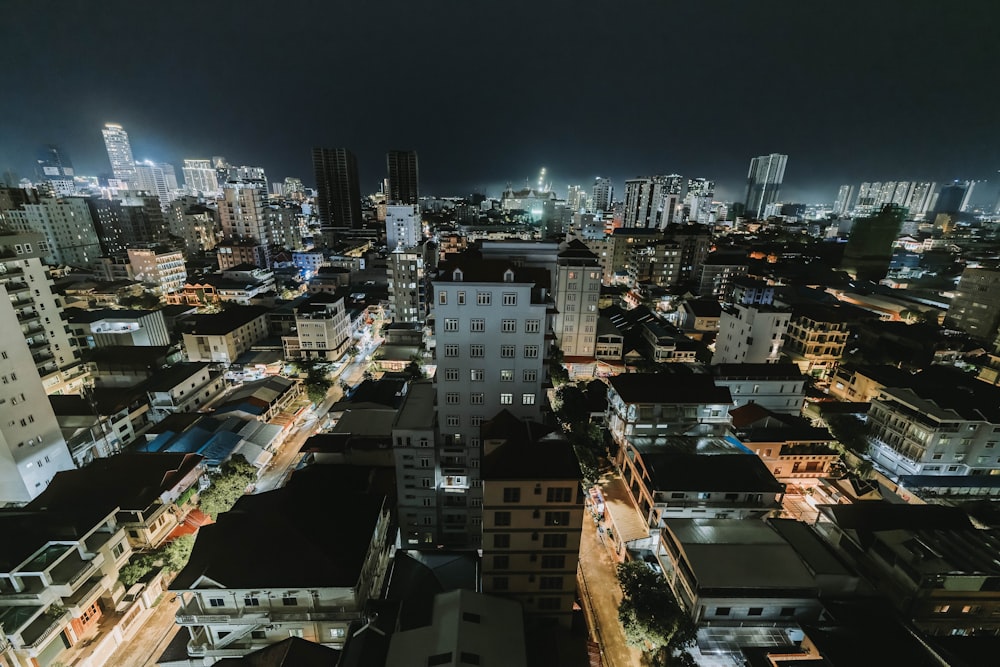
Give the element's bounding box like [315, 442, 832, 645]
[100, 594, 181, 667]
[578, 511, 644, 667]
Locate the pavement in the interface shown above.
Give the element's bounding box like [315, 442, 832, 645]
[578, 510, 644, 667]
[101, 593, 182, 667]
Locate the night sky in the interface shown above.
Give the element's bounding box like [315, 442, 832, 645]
[2, 0, 999, 204]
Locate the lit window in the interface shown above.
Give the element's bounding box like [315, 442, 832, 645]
[500, 370, 514, 382]
[522, 393, 535, 405]
[500, 393, 513, 405]
[470, 369, 484, 381]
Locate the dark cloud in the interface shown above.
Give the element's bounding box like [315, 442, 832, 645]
[2, 0, 998, 204]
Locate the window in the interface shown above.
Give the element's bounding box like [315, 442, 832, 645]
[446, 415, 460, 427]
[470, 318, 485, 332]
[493, 534, 510, 548]
[522, 393, 535, 405]
[470, 344, 484, 357]
[501, 345, 516, 358]
[444, 318, 459, 332]
[471, 393, 484, 405]
[503, 487, 521, 502]
[282, 597, 298, 606]
[209, 598, 225, 607]
[780, 607, 796, 617]
[446, 393, 460, 405]
[523, 369, 537, 382]
[444, 344, 459, 357]
[541, 555, 565, 568]
[500, 393, 513, 404]
[502, 293, 517, 305]
[330, 627, 346, 639]
[545, 511, 570, 526]
[547, 487, 572, 502]
[470, 369, 484, 381]
[524, 345, 539, 358]
[244, 596, 260, 606]
[525, 319, 540, 333]
[539, 576, 563, 590]
[715, 607, 731, 617]
[477, 292, 491, 305]
[445, 368, 459, 381]
[111, 542, 126, 558]
[748, 607, 763, 616]
[501, 319, 516, 332]
[500, 370, 514, 382]
[933, 605, 951, 614]
[251, 630, 266, 639]
[428, 653, 453, 667]
[438, 291, 447, 305]
[460, 652, 481, 665]
[543, 533, 567, 548]
[494, 511, 511, 526]
[457, 291, 466, 305]
[493, 555, 509, 570]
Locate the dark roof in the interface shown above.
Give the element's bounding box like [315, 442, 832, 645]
[712, 363, 805, 380]
[27, 454, 203, 515]
[557, 239, 599, 262]
[682, 298, 722, 318]
[340, 377, 408, 409]
[214, 637, 340, 667]
[791, 303, 863, 324]
[0, 506, 118, 571]
[85, 345, 170, 368]
[186, 305, 269, 335]
[144, 363, 213, 392]
[639, 454, 784, 493]
[64, 307, 157, 323]
[434, 256, 550, 289]
[820, 503, 974, 533]
[836, 363, 915, 387]
[171, 465, 388, 590]
[483, 431, 580, 481]
[608, 371, 732, 405]
[882, 365, 1000, 422]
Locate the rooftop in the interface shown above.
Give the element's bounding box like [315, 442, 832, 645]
[640, 453, 784, 493]
[609, 371, 732, 405]
[483, 426, 579, 482]
[712, 363, 805, 380]
[185, 305, 270, 335]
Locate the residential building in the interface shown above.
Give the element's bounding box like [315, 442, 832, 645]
[392, 381, 440, 547]
[840, 204, 906, 282]
[4, 196, 102, 268]
[35, 144, 76, 197]
[591, 176, 613, 212]
[385, 590, 527, 667]
[685, 177, 715, 224]
[167, 465, 393, 663]
[430, 256, 551, 450]
[814, 503, 1000, 635]
[182, 159, 221, 197]
[212, 376, 300, 423]
[696, 257, 748, 298]
[387, 244, 426, 323]
[0, 505, 134, 667]
[481, 416, 582, 627]
[127, 246, 186, 295]
[945, 266, 1000, 348]
[281, 292, 353, 362]
[554, 240, 601, 357]
[65, 307, 170, 349]
[711, 363, 806, 414]
[728, 277, 775, 306]
[215, 239, 268, 271]
[623, 175, 684, 229]
[676, 298, 722, 335]
[385, 203, 421, 250]
[782, 305, 853, 379]
[386, 150, 419, 205]
[217, 178, 270, 269]
[102, 123, 138, 187]
[594, 316, 624, 363]
[712, 304, 790, 365]
[145, 363, 226, 423]
[0, 230, 85, 395]
[866, 366, 1000, 477]
[833, 184, 854, 216]
[606, 371, 733, 451]
[627, 240, 682, 287]
[639, 319, 699, 363]
[312, 147, 362, 233]
[182, 306, 270, 365]
[828, 364, 916, 403]
[744, 153, 787, 219]
[134, 160, 179, 210]
[729, 404, 839, 479]
[168, 197, 219, 256]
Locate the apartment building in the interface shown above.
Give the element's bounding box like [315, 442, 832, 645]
[280, 292, 353, 362]
[65, 307, 171, 349]
[866, 366, 1000, 477]
[182, 306, 269, 365]
[145, 363, 226, 423]
[387, 244, 426, 324]
[554, 240, 601, 358]
[3, 196, 102, 268]
[782, 305, 853, 379]
[392, 381, 441, 547]
[127, 246, 186, 295]
[711, 363, 806, 415]
[481, 419, 582, 627]
[712, 304, 790, 365]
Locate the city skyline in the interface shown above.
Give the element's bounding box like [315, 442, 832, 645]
[1, 1, 999, 204]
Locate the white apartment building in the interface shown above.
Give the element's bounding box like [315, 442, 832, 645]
[712, 304, 790, 365]
[0, 231, 85, 395]
[867, 367, 1000, 477]
[66, 307, 171, 349]
[711, 363, 806, 415]
[554, 240, 601, 357]
[281, 292, 353, 362]
[385, 203, 421, 250]
[127, 247, 186, 295]
[182, 159, 221, 197]
[168, 198, 219, 256]
[392, 381, 441, 547]
[182, 306, 270, 365]
[4, 197, 102, 268]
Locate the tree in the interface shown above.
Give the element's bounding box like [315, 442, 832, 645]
[304, 366, 333, 405]
[198, 455, 257, 519]
[554, 385, 589, 430]
[617, 561, 696, 664]
[161, 534, 195, 572]
[826, 414, 870, 457]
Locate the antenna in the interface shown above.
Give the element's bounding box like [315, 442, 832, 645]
[351, 611, 386, 638]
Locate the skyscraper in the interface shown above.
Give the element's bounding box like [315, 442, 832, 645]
[591, 177, 613, 212]
[686, 177, 715, 223]
[182, 159, 221, 197]
[833, 184, 855, 217]
[623, 175, 683, 229]
[312, 148, 362, 231]
[840, 204, 905, 282]
[101, 123, 138, 188]
[217, 176, 270, 269]
[744, 153, 787, 219]
[386, 150, 419, 205]
[385, 204, 421, 250]
[945, 267, 1000, 348]
[35, 145, 75, 196]
[934, 181, 969, 216]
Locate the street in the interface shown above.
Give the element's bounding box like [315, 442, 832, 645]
[102, 593, 182, 667]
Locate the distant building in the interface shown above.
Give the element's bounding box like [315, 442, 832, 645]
[102, 122, 138, 187]
[387, 245, 427, 324]
[281, 292, 354, 362]
[313, 147, 362, 232]
[623, 175, 684, 229]
[712, 304, 790, 365]
[35, 144, 76, 196]
[744, 153, 787, 219]
[591, 176, 613, 212]
[945, 267, 1000, 349]
[833, 184, 854, 216]
[167, 196, 219, 256]
[386, 150, 419, 205]
[182, 159, 221, 197]
[182, 306, 270, 364]
[782, 305, 853, 379]
[385, 203, 421, 250]
[840, 204, 905, 282]
[127, 246, 186, 295]
[711, 363, 806, 414]
[4, 196, 102, 267]
[697, 257, 748, 298]
[554, 240, 601, 357]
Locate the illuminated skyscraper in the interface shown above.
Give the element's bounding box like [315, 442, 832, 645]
[182, 159, 221, 197]
[744, 153, 787, 219]
[623, 175, 683, 229]
[386, 150, 419, 205]
[833, 184, 854, 216]
[312, 147, 362, 231]
[591, 176, 613, 212]
[35, 145, 75, 196]
[101, 123, 138, 187]
[686, 177, 715, 223]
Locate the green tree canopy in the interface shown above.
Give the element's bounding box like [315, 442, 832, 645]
[198, 455, 257, 519]
[304, 366, 333, 404]
[617, 561, 696, 663]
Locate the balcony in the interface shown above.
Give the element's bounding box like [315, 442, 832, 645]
[23, 609, 71, 651]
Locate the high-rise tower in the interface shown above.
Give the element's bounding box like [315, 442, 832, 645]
[312, 148, 362, 233]
[35, 145, 76, 196]
[101, 123, 138, 188]
[591, 177, 613, 213]
[744, 153, 787, 219]
[386, 150, 419, 205]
